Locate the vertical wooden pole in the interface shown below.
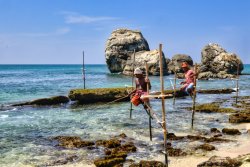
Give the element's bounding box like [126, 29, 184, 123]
[159, 44, 168, 166]
[236, 62, 240, 104]
[130, 49, 136, 119]
[82, 51, 86, 89]
[145, 61, 152, 141]
[191, 63, 198, 129]
[173, 69, 177, 105]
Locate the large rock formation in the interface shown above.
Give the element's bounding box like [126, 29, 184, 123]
[167, 54, 193, 74]
[123, 49, 167, 75]
[105, 29, 150, 73]
[199, 43, 244, 79]
[105, 29, 168, 75]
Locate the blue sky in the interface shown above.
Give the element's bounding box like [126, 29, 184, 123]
[0, 0, 249, 64]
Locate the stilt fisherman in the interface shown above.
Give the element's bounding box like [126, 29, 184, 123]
[180, 62, 195, 95]
[130, 67, 151, 107]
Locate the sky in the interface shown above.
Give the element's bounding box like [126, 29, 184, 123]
[0, 0, 249, 64]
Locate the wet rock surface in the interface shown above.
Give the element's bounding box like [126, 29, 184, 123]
[195, 143, 216, 151]
[229, 96, 250, 123]
[52, 136, 95, 148]
[94, 135, 137, 167]
[129, 160, 165, 167]
[197, 156, 242, 167]
[68, 87, 132, 104]
[12, 96, 69, 106]
[188, 103, 236, 113]
[222, 128, 241, 135]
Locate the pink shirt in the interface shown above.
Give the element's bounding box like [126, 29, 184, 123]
[185, 69, 194, 84]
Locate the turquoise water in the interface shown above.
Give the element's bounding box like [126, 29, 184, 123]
[0, 64, 250, 166]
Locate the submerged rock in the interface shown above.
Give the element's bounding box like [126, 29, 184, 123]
[52, 136, 95, 148]
[94, 134, 137, 167]
[197, 156, 242, 167]
[229, 112, 250, 123]
[129, 160, 165, 167]
[94, 157, 126, 167]
[96, 139, 121, 148]
[210, 128, 221, 133]
[12, 96, 69, 106]
[199, 43, 244, 79]
[196, 143, 216, 151]
[192, 103, 236, 113]
[222, 128, 241, 135]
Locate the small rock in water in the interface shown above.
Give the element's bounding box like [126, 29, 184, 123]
[195, 143, 216, 151]
[222, 128, 241, 135]
[197, 156, 242, 167]
[210, 128, 221, 133]
[52, 136, 95, 148]
[129, 160, 165, 167]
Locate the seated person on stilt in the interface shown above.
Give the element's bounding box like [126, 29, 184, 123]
[180, 62, 195, 96]
[130, 68, 151, 108]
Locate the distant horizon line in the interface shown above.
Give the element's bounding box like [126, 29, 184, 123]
[0, 63, 107, 65]
[0, 63, 250, 65]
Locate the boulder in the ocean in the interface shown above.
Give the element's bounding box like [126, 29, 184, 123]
[199, 43, 244, 79]
[105, 29, 150, 73]
[123, 49, 168, 76]
[167, 54, 193, 74]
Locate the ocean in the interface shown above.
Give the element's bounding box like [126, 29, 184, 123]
[0, 64, 250, 166]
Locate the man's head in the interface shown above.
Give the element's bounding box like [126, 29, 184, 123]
[181, 62, 189, 72]
[134, 68, 143, 78]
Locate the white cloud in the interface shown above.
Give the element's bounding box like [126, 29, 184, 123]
[62, 12, 117, 24]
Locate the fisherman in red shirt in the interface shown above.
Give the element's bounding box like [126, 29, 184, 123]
[180, 62, 195, 95]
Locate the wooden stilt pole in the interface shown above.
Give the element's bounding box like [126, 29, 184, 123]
[82, 51, 86, 89]
[173, 69, 177, 105]
[236, 62, 240, 104]
[159, 44, 168, 166]
[191, 63, 198, 129]
[145, 61, 152, 141]
[130, 49, 136, 119]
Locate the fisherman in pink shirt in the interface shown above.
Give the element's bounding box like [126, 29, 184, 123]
[180, 62, 195, 95]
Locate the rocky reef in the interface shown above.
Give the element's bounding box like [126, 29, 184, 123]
[68, 87, 132, 104]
